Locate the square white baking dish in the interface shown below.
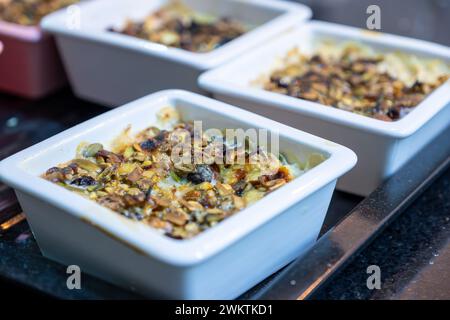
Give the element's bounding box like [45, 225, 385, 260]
[0, 90, 356, 299]
[199, 21, 450, 196]
[40, 0, 312, 107]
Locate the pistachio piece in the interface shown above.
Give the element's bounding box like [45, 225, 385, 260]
[83, 143, 103, 158]
[267, 179, 286, 191]
[206, 208, 224, 215]
[118, 163, 137, 176]
[185, 222, 200, 234]
[216, 182, 233, 196]
[233, 195, 245, 210]
[179, 199, 204, 212]
[72, 159, 101, 173]
[127, 167, 143, 183]
[147, 216, 167, 229]
[123, 146, 134, 159]
[170, 170, 182, 183]
[152, 196, 171, 207]
[165, 208, 189, 226]
[206, 214, 224, 223]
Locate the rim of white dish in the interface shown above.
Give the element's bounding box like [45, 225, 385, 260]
[40, 0, 312, 70]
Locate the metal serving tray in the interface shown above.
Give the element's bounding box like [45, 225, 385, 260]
[0, 89, 449, 299]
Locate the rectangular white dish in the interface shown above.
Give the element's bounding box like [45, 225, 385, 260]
[199, 21, 450, 196]
[41, 0, 312, 107]
[0, 90, 356, 299]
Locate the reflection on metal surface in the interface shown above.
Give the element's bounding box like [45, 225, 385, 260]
[297, 269, 332, 300]
[0, 212, 26, 232]
[0, 187, 22, 225]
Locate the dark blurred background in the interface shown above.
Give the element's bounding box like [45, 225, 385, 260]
[295, 0, 450, 46]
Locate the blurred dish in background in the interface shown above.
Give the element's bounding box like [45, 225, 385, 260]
[108, 0, 249, 53]
[198, 21, 450, 196]
[256, 41, 449, 121]
[0, 0, 80, 98]
[0, 0, 79, 26]
[40, 0, 311, 106]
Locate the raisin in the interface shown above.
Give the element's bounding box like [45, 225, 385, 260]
[46, 167, 61, 175]
[387, 107, 400, 120]
[186, 165, 214, 184]
[140, 139, 158, 151]
[232, 180, 247, 197]
[140, 130, 168, 151]
[70, 176, 96, 187]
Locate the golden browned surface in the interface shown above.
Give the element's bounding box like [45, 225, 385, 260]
[108, 1, 247, 53]
[42, 108, 303, 239]
[260, 44, 449, 121]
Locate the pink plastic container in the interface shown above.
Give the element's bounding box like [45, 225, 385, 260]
[0, 21, 66, 98]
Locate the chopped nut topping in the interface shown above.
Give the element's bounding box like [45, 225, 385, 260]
[258, 42, 450, 121]
[108, 0, 248, 53]
[42, 108, 306, 239]
[0, 0, 78, 26]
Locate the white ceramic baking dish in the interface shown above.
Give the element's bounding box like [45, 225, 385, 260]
[40, 0, 312, 107]
[0, 90, 355, 299]
[199, 21, 450, 196]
